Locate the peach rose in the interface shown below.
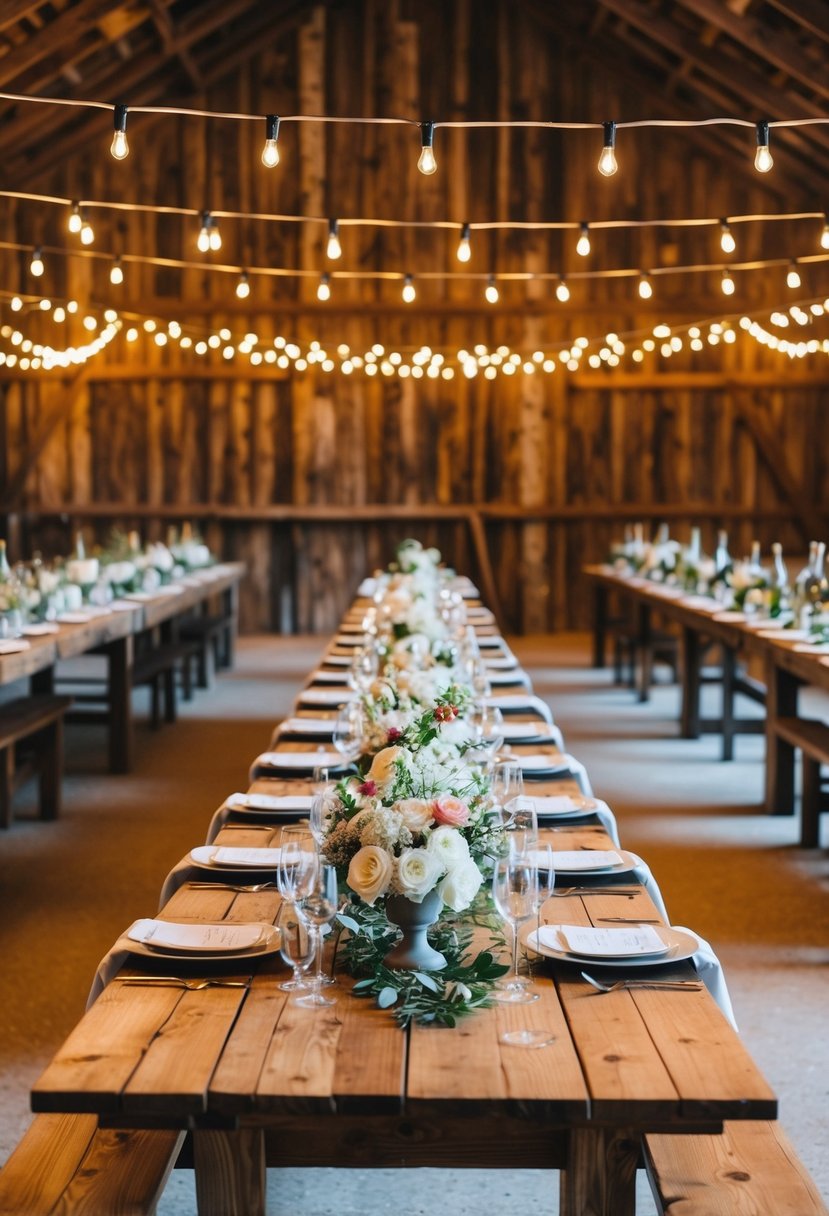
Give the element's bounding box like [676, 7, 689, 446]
[347, 845, 393, 905]
[432, 794, 470, 827]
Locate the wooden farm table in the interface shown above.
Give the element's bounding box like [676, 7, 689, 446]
[584, 564, 829, 815]
[0, 563, 243, 773]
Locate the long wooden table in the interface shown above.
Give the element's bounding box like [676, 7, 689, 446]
[1, 562, 244, 772]
[585, 563, 829, 816]
[30, 589, 776, 1216]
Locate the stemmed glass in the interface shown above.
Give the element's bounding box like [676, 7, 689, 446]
[502, 795, 538, 856]
[468, 703, 504, 761]
[276, 901, 314, 992]
[332, 701, 365, 768]
[532, 842, 555, 959]
[296, 862, 340, 1008]
[489, 757, 524, 815]
[309, 788, 330, 852]
[491, 855, 539, 1006]
[277, 826, 317, 902]
[348, 645, 379, 693]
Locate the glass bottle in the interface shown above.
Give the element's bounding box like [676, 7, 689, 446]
[771, 543, 789, 592]
[714, 529, 731, 575]
[687, 527, 701, 564]
[748, 540, 763, 576]
[0, 539, 10, 577]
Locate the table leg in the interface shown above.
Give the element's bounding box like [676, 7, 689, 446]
[680, 626, 701, 738]
[592, 585, 609, 669]
[30, 666, 55, 695]
[721, 645, 736, 762]
[194, 1128, 266, 1216]
[636, 603, 652, 703]
[106, 636, 133, 774]
[560, 1126, 639, 1216]
[764, 656, 798, 816]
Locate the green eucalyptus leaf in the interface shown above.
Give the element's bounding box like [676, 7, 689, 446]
[378, 986, 399, 1009]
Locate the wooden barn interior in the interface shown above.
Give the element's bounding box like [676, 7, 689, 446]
[0, 2, 827, 1214]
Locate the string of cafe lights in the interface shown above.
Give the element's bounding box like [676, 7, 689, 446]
[0, 287, 826, 376]
[3, 90, 828, 175]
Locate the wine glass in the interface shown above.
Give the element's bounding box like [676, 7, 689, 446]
[348, 645, 379, 693]
[531, 841, 555, 964]
[468, 703, 504, 760]
[491, 855, 539, 1006]
[502, 795, 538, 856]
[332, 701, 364, 767]
[277, 901, 314, 992]
[296, 863, 340, 1008]
[489, 757, 524, 814]
[309, 788, 330, 853]
[277, 826, 318, 903]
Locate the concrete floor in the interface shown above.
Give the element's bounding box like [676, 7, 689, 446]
[0, 633, 827, 1214]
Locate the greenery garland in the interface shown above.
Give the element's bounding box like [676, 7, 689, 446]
[336, 893, 509, 1028]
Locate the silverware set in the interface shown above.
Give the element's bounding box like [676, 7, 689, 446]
[580, 971, 702, 995]
[118, 977, 251, 991]
[549, 886, 639, 898]
[189, 881, 277, 893]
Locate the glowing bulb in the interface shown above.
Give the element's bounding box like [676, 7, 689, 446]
[485, 275, 499, 304]
[402, 274, 416, 303]
[754, 121, 773, 172]
[786, 262, 801, 289]
[457, 222, 471, 262]
[326, 218, 342, 260]
[576, 222, 591, 257]
[555, 277, 570, 303]
[29, 247, 44, 277]
[80, 219, 94, 245]
[209, 220, 222, 252]
[417, 121, 437, 174]
[110, 104, 129, 160]
[261, 114, 280, 167]
[236, 271, 250, 299]
[598, 120, 617, 176]
[10, 296, 21, 311]
[53, 306, 65, 322]
[317, 272, 331, 302]
[638, 273, 653, 299]
[68, 203, 82, 234]
[821, 218, 829, 251]
[720, 221, 736, 254]
[110, 258, 124, 285]
[66, 300, 78, 313]
[197, 213, 211, 253]
[721, 270, 735, 296]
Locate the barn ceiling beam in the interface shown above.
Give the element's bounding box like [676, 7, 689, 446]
[0, 0, 121, 86]
[765, 0, 829, 45]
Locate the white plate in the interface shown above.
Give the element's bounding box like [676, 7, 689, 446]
[484, 656, 518, 670]
[57, 612, 93, 624]
[501, 722, 554, 743]
[552, 848, 640, 875]
[226, 793, 312, 814]
[277, 718, 336, 738]
[477, 635, 505, 648]
[530, 795, 597, 819]
[552, 849, 625, 872]
[488, 670, 527, 685]
[322, 655, 352, 667]
[334, 634, 363, 647]
[123, 918, 280, 962]
[0, 639, 31, 654]
[298, 688, 355, 707]
[516, 754, 571, 776]
[308, 670, 349, 685]
[525, 923, 700, 969]
[251, 750, 343, 772]
[190, 845, 282, 870]
[22, 623, 59, 636]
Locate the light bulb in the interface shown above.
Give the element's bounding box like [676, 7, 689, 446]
[68, 203, 82, 234]
[80, 220, 94, 245]
[556, 277, 570, 303]
[598, 120, 617, 176]
[110, 258, 124, 285]
[236, 271, 250, 299]
[30, 247, 44, 277]
[720, 221, 736, 254]
[402, 274, 416, 303]
[208, 221, 222, 252]
[721, 270, 735, 296]
[110, 104, 129, 160]
[638, 273, 653, 299]
[10, 295, 21, 311]
[261, 114, 280, 167]
[417, 121, 437, 174]
[485, 275, 499, 304]
[326, 218, 342, 260]
[457, 222, 471, 262]
[576, 222, 591, 256]
[197, 213, 211, 253]
[786, 262, 801, 289]
[317, 273, 331, 302]
[821, 218, 829, 251]
[754, 120, 773, 172]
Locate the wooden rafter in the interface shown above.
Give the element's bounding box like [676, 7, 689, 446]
[0, 0, 122, 86]
[765, 0, 829, 45]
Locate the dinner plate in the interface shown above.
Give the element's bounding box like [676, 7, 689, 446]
[308, 670, 350, 684]
[333, 634, 363, 647]
[276, 718, 336, 738]
[551, 847, 640, 875]
[225, 792, 313, 814]
[190, 844, 282, 870]
[530, 794, 597, 820]
[322, 654, 352, 667]
[251, 749, 343, 773]
[524, 923, 700, 969]
[123, 918, 280, 963]
[0, 639, 31, 654]
[477, 635, 505, 648]
[298, 688, 355, 707]
[501, 722, 555, 743]
[22, 622, 60, 635]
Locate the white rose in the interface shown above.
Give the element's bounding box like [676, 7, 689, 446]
[148, 543, 175, 573]
[393, 798, 434, 834]
[367, 745, 409, 795]
[437, 857, 483, 912]
[347, 845, 393, 905]
[426, 824, 470, 868]
[395, 847, 444, 902]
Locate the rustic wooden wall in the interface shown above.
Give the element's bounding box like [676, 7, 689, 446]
[1, 0, 828, 633]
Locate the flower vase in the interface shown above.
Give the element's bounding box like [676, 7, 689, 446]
[383, 890, 447, 971]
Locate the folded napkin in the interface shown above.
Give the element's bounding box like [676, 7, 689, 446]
[477, 634, 505, 648]
[127, 918, 267, 953]
[713, 611, 747, 623]
[334, 634, 363, 647]
[226, 792, 312, 813]
[0, 639, 31, 654]
[298, 688, 355, 707]
[501, 721, 565, 749]
[198, 846, 283, 868]
[551, 849, 623, 872]
[308, 670, 350, 684]
[793, 642, 829, 654]
[250, 749, 341, 772]
[277, 717, 336, 736]
[488, 669, 531, 686]
[206, 795, 312, 844]
[108, 600, 139, 612]
[484, 656, 518, 670]
[679, 596, 721, 613]
[516, 753, 569, 772]
[486, 693, 554, 723]
[532, 796, 620, 845]
[322, 654, 352, 666]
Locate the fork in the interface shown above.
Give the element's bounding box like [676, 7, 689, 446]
[188, 881, 277, 893]
[118, 977, 251, 990]
[580, 971, 702, 994]
[549, 887, 637, 897]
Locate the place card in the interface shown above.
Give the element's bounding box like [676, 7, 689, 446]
[127, 918, 267, 952]
[529, 795, 589, 815]
[552, 923, 667, 958]
[552, 850, 621, 871]
[206, 846, 283, 868]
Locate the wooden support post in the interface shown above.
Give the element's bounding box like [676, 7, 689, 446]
[764, 654, 799, 815]
[561, 1127, 640, 1216]
[466, 511, 505, 629]
[681, 625, 702, 738]
[193, 1129, 265, 1216]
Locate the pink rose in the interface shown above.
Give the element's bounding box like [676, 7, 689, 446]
[358, 779, 377, 797]
[432, 795, 470, 827]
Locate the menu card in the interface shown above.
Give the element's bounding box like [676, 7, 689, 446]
[545, 923, 667, 958]
[127, 918, 266, 952]
[529, 795, 585, 815]
[207, 846, 283, 867]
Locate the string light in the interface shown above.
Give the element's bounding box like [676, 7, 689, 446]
[754, 120, 773, 172]
[208, 217, 221, 251]
[721, 269, 735, 296]
[598, 121, 617, 176]
[317, 272, 331, 301]
[236, 271, 250, 299]
[786, 261, 801, 289]
[555, 277, 570, 302]
[109, 257, 124, 285]
[80, 212, 94, 245]
[576, 222, 591, 256]
[457, 223, 471, 263]
[417, 121, 437, 175]
[720, 221, 736, 254]
[485, 275, 499, 304]
[67, 203, 82, 234]
[110, 104, 129, 160]
[402, 274, 416, 303]
[821, 216, 829, 251]
[29, 247, 44, 277]
[638, 272, 653, 299]
[326, 219, 342, 260]
[261, 114, 280, 167]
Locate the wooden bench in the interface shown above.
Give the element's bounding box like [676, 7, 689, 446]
[178, 611, 234, 689]
[0, 1113, 183, 1215]
[775, 717, 829, 846]
[132, 639, 200, 726]
[0, 695, 72, 829]
[644, 1120, 828, 1215]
